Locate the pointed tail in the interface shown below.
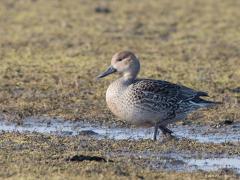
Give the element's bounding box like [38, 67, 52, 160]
[191, 97, 222, 108]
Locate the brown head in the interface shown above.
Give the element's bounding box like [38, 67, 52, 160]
[97, 51, 140, 80]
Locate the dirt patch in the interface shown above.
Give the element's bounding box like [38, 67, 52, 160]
[66, 155, 108, 162]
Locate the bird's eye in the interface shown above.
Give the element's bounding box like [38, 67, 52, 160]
[117, 58, 123, 62]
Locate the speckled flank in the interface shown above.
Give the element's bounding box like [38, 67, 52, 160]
[99, 51, 219, 139]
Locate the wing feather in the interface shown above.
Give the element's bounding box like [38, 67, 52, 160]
[128, 79, 208, 111]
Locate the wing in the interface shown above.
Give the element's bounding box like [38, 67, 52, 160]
[127, 79, 208, 113]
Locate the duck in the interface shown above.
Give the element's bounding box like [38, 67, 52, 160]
[97, 51, 219, 140]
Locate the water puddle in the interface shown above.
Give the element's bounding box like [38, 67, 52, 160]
[108, 151, 240, 174]
[186, 157, 240, 173]
[0, 117, 239, 144]
[173, 124, 240, 143]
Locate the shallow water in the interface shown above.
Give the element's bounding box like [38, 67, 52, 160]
[1, 117, 240, 173]
[107, 151, 240, 173]
[186, 158, 240, 173]
[0, 117, 239, 143]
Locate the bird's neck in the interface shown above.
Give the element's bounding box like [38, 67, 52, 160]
[123, 72, 138, 83]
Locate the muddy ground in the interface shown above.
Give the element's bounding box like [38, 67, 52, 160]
[0, 0, 240, 179]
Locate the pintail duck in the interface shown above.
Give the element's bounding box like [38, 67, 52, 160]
[97, 51, 219, 140]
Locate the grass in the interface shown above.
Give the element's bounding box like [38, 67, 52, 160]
[0, 0, 240, 179]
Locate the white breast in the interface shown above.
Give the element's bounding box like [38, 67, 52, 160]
[105, 78, 163, 127]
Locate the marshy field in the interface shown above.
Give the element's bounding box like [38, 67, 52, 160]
[0, 0, 240, 179]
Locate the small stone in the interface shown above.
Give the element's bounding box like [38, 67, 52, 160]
[223, 120, 234, 125]
[95, 6, 111, 14]
[229, 87, 240, 93]
[78, 130, 98, 136]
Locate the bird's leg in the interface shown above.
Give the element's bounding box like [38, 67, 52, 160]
[158, 125, 178, 141]
[158, 125, 173, 135]
[153, 122, 159, 141]
[158, 111, 176, 138]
